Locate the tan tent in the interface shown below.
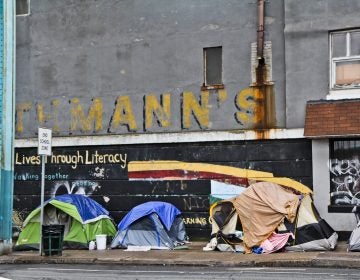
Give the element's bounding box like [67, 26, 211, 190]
[231, 182, 300, 253]
[205, 181, 337, 254]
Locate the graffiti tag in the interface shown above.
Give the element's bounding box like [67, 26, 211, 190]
[330, 158, 360, 205]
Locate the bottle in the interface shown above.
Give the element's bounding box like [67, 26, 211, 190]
[89, 240, 95, 250]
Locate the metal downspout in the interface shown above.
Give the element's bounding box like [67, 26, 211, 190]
[257, 0, 265, 75]
[252, 0, 276, 131]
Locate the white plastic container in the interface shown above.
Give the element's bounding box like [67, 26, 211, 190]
[95, 234, 107, 250]
[88, 240, 95, 250]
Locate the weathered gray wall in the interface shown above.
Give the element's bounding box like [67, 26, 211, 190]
[284, 0, 360, 128]
[16, 0, 286, 138]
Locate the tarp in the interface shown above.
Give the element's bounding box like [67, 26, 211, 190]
[206, 181, 337, 253]
[348, 207, 360, 251]
[231, 182, 300, 253]
[348, 222, 360, 251]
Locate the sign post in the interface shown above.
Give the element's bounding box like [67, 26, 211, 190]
[38, 127, 52, 256]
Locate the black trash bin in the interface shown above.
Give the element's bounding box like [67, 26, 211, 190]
[42, 225, 65, 256]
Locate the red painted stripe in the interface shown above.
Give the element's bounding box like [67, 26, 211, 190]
[128, 170, 249, 185]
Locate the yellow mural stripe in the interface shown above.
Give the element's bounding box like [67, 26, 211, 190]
[128, 160, 274, 178]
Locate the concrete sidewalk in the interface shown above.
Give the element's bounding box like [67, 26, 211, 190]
[1, 241, 360, 268]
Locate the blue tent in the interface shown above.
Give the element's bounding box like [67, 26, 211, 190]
[111, 201, 187, 249]
[46, 194, 111, 224]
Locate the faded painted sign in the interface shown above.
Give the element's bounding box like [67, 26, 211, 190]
[15, 87, 270, 137]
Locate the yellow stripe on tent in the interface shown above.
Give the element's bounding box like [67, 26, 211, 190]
[248, 177, 313, 194]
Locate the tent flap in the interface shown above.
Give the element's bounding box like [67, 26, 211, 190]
[51, 194, 110, 224]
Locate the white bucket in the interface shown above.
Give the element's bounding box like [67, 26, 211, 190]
[96, 234, 107, 250]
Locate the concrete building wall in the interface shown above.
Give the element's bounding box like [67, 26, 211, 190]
[15, 0, 360, 239]
[285, 0, 360, 233]
[14, 0, 311, 240]
[284, 0, 360, 128]
[15, 0, 286, 138]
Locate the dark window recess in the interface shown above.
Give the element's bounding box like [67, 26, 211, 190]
[203, 47, 223, 89]
[16, 0, 29, 15]
[329, 138, 360, 208]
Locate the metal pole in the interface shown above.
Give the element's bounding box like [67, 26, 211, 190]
[0, 0, 15, 256]
[39, 155, 45, 256]
[257, 0, 265, 60]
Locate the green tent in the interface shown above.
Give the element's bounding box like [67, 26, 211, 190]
[15, 194, 116, 250]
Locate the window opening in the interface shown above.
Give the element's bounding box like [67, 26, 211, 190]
[329, 138, 360, 206]
[16, 0, 29, 16]
[330, 30, 360, 90]
[203, 46, 223, 89]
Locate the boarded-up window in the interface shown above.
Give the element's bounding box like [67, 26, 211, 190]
[335, 61, 360, 86]
[16, 0, 29, 15]
[330, 30, 360, 89]
[203, 47, 222, 87]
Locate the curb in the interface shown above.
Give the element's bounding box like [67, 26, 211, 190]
[1, 242, 359, 269]
[1, 254, 360, 268]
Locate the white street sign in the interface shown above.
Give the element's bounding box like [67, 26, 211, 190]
[38, 127, 52, 156]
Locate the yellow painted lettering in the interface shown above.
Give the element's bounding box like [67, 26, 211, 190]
[144, 93, 171, 130]
[182, 91, 210, 129]
[110, 96, 138, 131]
[235, 87, 263, 125]
[70, 98, 103, 132]
[15, 102, 32, 133]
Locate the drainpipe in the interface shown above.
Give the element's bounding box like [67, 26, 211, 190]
[252, 0, 276, 131]
[0, 0, 15, 255]
[256, 0, 265, 85]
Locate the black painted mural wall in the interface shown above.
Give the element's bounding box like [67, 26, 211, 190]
[13, 139, 312, 240]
